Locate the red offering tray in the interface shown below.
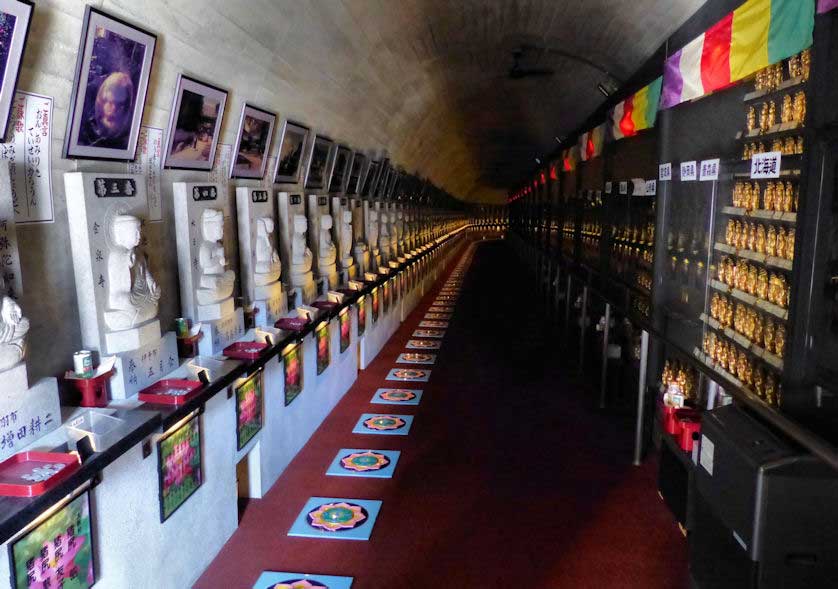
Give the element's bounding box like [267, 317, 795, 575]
[678, 417, 702, 452]
[275, 317, 310, 332]
[312, 300, 340, 312]
[138, 379, 203, 406]
[0, 452, 81, 497]
[223, 341, 269, 360]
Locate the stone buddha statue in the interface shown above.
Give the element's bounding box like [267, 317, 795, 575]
[290, 214, 313, 283]
[0, 276, 27, 372]
[379, 211, 392, 261]
[104, 211, 161, 331]
[196, 208, 235, 305]
[340, 210, 354, 269]
[388, 210, 399, 257]
[367, 209, 380, 258]
[253, 216, 281, 286]
[318, 215, 337, 272]
[395, 210, 405, 255]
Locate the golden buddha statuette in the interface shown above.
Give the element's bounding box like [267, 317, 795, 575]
[763, 182, 774, 211]
[743, 143, 751, 161]
[765, 372, 778, 405]
[711, 293, 720, 319]
[756, 223, 766, 254]
[763, 318, 775, 353]
[725, 220, 736, 247]
[782, 182, 793, 212]
[733, 183, 742, 207]
[748, 265, 758, 295]
[772, 138, 783, 153]
[775, 324, 786, 358]
[783, 136, 796, 155]
[793, 91, 806, 124]
[753, 366, 765, 397]
[776, 226, 787, 259]
[753, 312, 764, 346]
[747, 106, 757, 133]
[767, 100, 776, 128]
[786, 228, 795, 260]
[760, 102, 770, 132]
[788, 54, 800, 79]
[723, 297, 734, 328]
[801, 48, 811, 81]
[781, 95, 793, 124]
[747, 222, 757, 252]
[737, 350, 748, 381]
[757, 268, 769, 300]
[766, 225, 777, 257]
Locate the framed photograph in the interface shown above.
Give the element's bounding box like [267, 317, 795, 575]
[357, 295, 366, 337]
[303, 134, 333, 190]
[9, 489, 96, 588]
[163, 74, 228, 170]
[328, 144, 352, 194]
[230, 104, 275, 179]
[339, 308, 351, 353]
[316, 321, 331, 375]
[283, 343, 304, 406]
[157, 412, 202, 522]
[63, 5, 156, 160]
[235, 369, 263, 450]
[361, 160, 380, 197]
[0, 0, 31, 142]
[273, 120, 309, 183]
[346, 152, 366, 196]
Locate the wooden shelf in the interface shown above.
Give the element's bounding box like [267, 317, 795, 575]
[743, 76, 806, 102]
[699, 313, 785, 370]
[713, 242, 794, 271]
[709, 279, 789, 321]
[720, 206, 796, 224]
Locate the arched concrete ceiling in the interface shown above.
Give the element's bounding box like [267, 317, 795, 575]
[162, 0, 705, 204]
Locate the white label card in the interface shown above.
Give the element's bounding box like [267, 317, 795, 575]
[750, 151, 782, 179]
[680, 161, 697, 181]
[619, 181, 628, 195]
[659, 163, 672, 181]
[126, 126, 163, 222]
[645, 179, 657, 195]
[0, 91, 54, 224]
[700, 158, 720, 181]
[604, 181, 612, 193]
[699, 434, 715, 476]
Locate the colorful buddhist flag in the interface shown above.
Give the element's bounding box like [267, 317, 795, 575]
[579, 123, 607, 160]
[819, 0, 838, 13]
[562, 146, 579, 172]
[610, 78, 662, 141]
[661, 0, 814, 109]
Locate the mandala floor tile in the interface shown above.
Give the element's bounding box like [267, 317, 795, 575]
[412, 329, 445, 339]
[253, 572, 353, 589]
[386, 367, 431, 382]
[288, 497, 382, 541]
[396, 352, 436, 365]
[419, 320, 449, 329]
[424, 313, 452, 320]
[352, 413, 415, 435]
[406, 339, 442, 350]
[326, 448, 401, 478]
[371, 387, 423, 405]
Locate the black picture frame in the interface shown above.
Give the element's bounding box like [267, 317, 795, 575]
[303, 134, 334, 190]
[163, 74, 228, 170]
[273, 119, 310, 184]
[230, 103, 276, 179]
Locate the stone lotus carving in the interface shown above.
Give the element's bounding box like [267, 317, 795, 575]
[340, 210, 353, 266]
[318, 215, 337, 270]
[253, 216, 281, 286]
[290, 214, 313, 281]
[0, 275, 27, 372]
[104, 209, 161, 331]
[196, 208, 235, 306]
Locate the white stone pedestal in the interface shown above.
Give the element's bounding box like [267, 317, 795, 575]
[0, 373, 61, 461]
[198, 308, 246, 356]
[110, 332, 179, 399]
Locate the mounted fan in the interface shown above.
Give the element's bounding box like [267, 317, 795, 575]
[508, 47, 555, 80]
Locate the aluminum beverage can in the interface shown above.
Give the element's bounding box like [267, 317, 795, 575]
[73, 351, 94, 378]
[175, 317, 189, 338]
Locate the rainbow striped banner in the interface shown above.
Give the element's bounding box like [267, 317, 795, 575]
[661, 0, 814, 109]
[579, 123, 607, 161]
[610, 78, 662, 141]
[819, 0, 838, 12]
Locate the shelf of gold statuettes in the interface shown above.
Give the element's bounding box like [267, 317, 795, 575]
[709, 279, 788, 322]
[733, 168, 800, 179]
[720, 206, 796, 224]
[743, 75, 806, 103]
[713, 242, 793, 271]
[692, 347, 779, 408]
[699, 313, 784, 370]
[740, 120, 804, 140]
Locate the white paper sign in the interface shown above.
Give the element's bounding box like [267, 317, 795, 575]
[659, 163, 672, 181]
[619, 181, 628, 195]
[0, 91, 53, 224]
[604, 181, 612, 193]
[750, 151, 782, 179]
[699, 434, 715, 476]
[126, 126, 163, 222]
[645, 179, 657, 195]
[700, 158, 720, 181]
[208, 143, 233, 199]
[680, 161, 697, 181]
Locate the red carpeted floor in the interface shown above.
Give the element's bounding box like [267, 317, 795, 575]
[196, 239, 689, 588]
